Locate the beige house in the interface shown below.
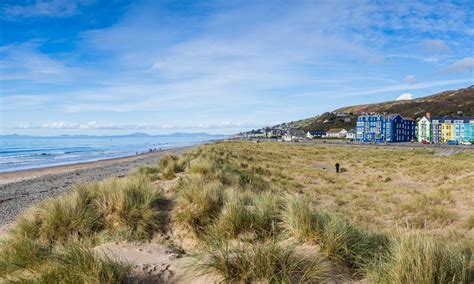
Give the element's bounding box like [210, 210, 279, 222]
[325, 128, 347, 138]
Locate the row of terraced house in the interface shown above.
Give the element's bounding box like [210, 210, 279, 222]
[355, 113, 474, 144]
[417, 113, 474, 144]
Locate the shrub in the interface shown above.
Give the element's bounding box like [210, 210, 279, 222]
[193, 239, 333, 283]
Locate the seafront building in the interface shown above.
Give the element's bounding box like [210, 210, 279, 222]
[463, 119, 474, 142]
[442, 118, 454, 143]
[418, 115, 474, 144]
[355, 113, 415, 143]
[417, 114, 431, 142]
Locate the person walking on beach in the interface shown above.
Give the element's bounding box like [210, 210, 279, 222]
[335, 163, 340, 173]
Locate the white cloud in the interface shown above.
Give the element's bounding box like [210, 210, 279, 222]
[420, 39, 451, 53]
[2, 0, 91, 18]
[443, 57, 474, 73]
[396, 93, 413, 101]
[403, 75, 417, 84]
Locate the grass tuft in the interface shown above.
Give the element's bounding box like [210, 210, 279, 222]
[194, 239, 334, 283]
[369, 233, 472, 283]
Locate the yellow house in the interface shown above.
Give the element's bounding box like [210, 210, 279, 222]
[442, 121, 454, 143]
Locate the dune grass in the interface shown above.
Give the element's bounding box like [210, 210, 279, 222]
[368, 233, 472, 283]
[1, 141, 472, 282]
[0, 236, 129, 283]
[169, 141, 472, 282]
[13, 176, 162, 243]
[193, 239, 333, 283]
[1, 175, 161, 282]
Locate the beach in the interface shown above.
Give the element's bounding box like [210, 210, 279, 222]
[0, 146, 193, 225]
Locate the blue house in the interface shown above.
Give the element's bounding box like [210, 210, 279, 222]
[356, 113, 416, 143]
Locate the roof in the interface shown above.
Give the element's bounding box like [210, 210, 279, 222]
[308, 130, 325, 134]
[430, 116, 474, 123]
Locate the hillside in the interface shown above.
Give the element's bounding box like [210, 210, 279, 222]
[302, 85, 474, 131]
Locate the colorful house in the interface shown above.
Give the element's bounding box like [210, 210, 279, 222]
[417, 114, 431, 142]
[463, 118, 474, 142]
[356, 113, 386, 143]
[430, 116, 444, 143]
[386, 114, 416, 142]
[442, 118, 454, 143]
[356, 113, 416, 143]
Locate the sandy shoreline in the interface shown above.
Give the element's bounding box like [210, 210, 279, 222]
[0, 146, 194, 225]
[0, 150, 180, 185]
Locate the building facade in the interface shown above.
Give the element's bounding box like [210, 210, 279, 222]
[417, 115, 431, 142]
[356, 113, 415, 143]
[442, 118, 454, 143]
[430, 117, 443, 143]
[356, 113, 387, 143]
[386, 114, 416, 142]
[463, 119, 474, 142]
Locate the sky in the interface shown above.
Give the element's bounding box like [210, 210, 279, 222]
[0, 0, 473, 135]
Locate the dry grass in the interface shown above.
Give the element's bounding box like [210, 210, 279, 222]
[2, 140, 472, 282]
[1, 176, 160, 282]
[170, 141, 472, 282]
[193, 239, 334, 283]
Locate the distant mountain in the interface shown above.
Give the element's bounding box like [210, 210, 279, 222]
[126, 132, 151, 137]
[299, 85, 474, 131]
[0, 132, 223, 138]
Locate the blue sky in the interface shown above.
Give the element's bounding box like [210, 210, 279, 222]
[1, 0, 473, 135]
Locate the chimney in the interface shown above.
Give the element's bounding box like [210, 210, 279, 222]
[426, 112, 431, 118]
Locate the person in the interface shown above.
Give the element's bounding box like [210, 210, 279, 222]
[335, 163, 340, 173]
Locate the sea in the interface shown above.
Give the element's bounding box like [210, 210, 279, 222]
[0, 134, 227, 173]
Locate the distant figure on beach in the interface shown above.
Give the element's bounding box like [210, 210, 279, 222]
[335, 163, 340, 173]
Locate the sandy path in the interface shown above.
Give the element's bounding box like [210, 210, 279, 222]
[0, 146, 193, 225]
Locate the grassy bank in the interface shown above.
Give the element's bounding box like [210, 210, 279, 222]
[1, 141, 472, 282]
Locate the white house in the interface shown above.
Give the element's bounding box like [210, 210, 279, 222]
[346, 129, 355, 139]
[325, 128, 347, 138]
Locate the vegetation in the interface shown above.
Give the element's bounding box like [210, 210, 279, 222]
[1, 176, 160, 282]
[1, 140, 472, 282]
[193, 239, 333, 283]
[169, 141, 472, 282]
